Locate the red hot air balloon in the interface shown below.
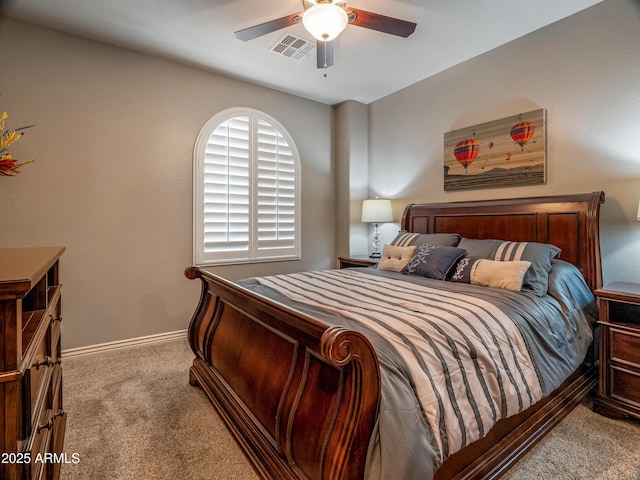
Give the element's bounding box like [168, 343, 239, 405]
[453, 139, 479, 172]
[510, 121, 535, 150]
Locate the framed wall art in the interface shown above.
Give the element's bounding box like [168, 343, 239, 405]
[443, 108, 546, 191]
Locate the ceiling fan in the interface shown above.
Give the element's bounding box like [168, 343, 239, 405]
[234, 1, 417, 75]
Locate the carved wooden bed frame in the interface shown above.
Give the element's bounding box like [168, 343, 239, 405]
[186, 191, 605, 480]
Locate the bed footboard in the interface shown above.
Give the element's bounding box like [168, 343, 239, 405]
[185, 267, 381, 480]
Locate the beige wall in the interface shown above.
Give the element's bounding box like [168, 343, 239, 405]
[3, 0, 639, 350]
[0, 17, 335, 349]
[367, 0, 640, 285]
[334, 100, 369, 259]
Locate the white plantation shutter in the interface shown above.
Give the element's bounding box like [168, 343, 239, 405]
[256, 119, 296, 253]
[194, 108, 301, 265]
[203, 116, 251, 255]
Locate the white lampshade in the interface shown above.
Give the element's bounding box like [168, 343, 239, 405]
[302, 3, 349, 41]
[361, 199, 393, 223]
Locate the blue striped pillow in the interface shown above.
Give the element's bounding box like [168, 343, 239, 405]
[391, 230, 461, 248]
[457, 238, 561, 296]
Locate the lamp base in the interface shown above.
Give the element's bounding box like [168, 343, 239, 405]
[369, 252, 381, 259]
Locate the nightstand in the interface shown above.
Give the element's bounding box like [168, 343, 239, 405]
[593, 282, 640, 420]
[338, 256, 379, 269]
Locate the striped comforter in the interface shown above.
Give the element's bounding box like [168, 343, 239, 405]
[239, 265, 595, 480]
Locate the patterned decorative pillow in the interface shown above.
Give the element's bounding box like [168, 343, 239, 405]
[391, 230, 461, 248]
[402, 244, 467, 280]
[377, 244, 417, 272]
[450, 258, 532, 292]
[449, 257, 476, 283]
[456, 238, 560, 296]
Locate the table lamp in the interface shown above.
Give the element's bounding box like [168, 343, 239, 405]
[361, 198, 393, 258]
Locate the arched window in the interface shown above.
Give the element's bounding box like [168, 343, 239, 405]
[193, 108, 301, 266]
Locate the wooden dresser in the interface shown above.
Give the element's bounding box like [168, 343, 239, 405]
[0, 247, 66, 480]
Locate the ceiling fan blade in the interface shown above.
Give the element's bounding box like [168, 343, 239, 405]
[347, 8, 417, 38]
[316, 40, 334, 69]
[235, 14, 301, 41]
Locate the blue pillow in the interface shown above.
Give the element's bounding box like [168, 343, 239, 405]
[547, 259, 598, 327]
[403, 244, 467, 280]
[456, 238, 560, 296]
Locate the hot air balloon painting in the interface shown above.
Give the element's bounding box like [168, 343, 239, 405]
[510, 121, 535, 150]
[454, 139, 479, 172]
[443, 108, 546, 191]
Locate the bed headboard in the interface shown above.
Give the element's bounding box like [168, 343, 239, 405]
[401, 191, 605, 291]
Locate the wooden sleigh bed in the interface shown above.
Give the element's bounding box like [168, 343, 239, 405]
[185, 191, 605, 480]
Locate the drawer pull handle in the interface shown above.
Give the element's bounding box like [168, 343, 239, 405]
[37, 418, 53, 433]
[34, 357, 62, 369]
[34, 356, 52, 369]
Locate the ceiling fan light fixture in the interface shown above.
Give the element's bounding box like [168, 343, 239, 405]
[302, 4, 348, 41]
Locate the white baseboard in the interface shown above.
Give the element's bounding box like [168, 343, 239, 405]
[61, 329, 188, 359]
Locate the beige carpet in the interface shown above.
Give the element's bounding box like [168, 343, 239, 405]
[60, 338, 258, 480]
[60, 338, 640, 479]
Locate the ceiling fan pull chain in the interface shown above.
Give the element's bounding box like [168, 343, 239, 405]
[323, 34, 328, 77]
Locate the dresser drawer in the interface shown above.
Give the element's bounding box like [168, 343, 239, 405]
[50, 411, 67, 480]
[25, 405, 53, 480]
[23, 333, 56, 439]
[610, 328, 640, 367]
[51, 313, 62, 359]
[24, 348, 50, 437]
[611, 366, 640, 406]
[51, 365, 63, 414]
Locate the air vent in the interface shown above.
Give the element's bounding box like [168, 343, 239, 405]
[269, 33, 315, 61]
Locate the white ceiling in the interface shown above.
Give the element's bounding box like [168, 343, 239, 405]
[1, 0, 603, 105]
